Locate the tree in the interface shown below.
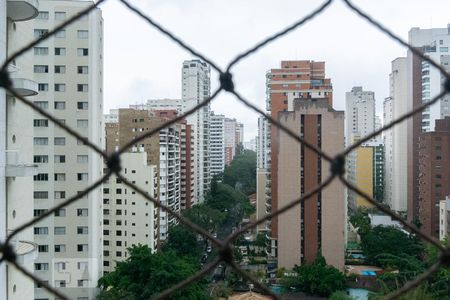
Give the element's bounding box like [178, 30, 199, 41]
[223, 150, 256, 195]
[206, 182, 255, 218]
[183, 204, 226, 233]
[282, 255, 346, 297]
[97, 245, 210, 300]
[162, 225, 201, 259]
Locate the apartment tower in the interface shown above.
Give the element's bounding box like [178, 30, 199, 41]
[277, 99, 345, 270]
[263, 60, 333, 262]
[210, 112, 225, 176]
[25, 2, 104, 299]
[182, 60, 211, 202]
[1, 1, 40, 299]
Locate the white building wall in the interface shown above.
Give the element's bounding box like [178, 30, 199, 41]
[384, 58, 408, 211]
[345, 86, 376, 146]
[23, 2, 104, 299]
[210, 112, 225, 176]
[103, 152, 157, 273]
[181, 60, 210, 203]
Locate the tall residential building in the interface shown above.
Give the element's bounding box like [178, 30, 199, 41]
[257, 116, 269, 169]
[345, 86, 376, 146]
[407, 25, 450, 222]
[439, 196, 450, 241]
[182, 60, 211, 202]
[210, 112, 225, 176]
[224, 118, 237, 166]
[130, 98, 183, 115]
[384, 57, 408, 212]
[1, 1, 40, 299]
[244, 138, 257, 152]
[277, 99, 345, 271]
[23, 2, 104, 299]
[418, 117, 450, 237]
[102, 152, 158, 273]
[105, 109, 185, 241]
[262, 60, 333, 265]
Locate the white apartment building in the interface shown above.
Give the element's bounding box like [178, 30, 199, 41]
[345, 86, 376, 146]
[439, 196, 450, 241]
[1, 1, 40, 299]
[257, 116, 269, 169]
[130, 98, 183, 115]
[210, 112, 225, 176]
[182, 60, 211, 202]
[102, 152, 158, 273]
[224, 118, 237, 166]
[27, 2, 104, 299]
[409, 26, 450, 132]
[243, 138, 257, 152]
[384, 58, 408, 212]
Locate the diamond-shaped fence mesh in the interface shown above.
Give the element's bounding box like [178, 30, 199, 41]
[1, 0, 450, 299]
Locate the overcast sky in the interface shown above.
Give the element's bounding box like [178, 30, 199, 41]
[100, 0, 450, 141]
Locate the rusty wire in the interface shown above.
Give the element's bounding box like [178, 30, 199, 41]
[1, 0, 450, 299]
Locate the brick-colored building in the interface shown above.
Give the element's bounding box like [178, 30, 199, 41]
[264, 60, 333, 260]
[277, 99, 345, 271]
[418, 117, 450, 237]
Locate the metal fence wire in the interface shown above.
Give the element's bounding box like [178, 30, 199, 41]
[1, 0, 450, 299]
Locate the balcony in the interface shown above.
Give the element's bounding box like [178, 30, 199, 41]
[7, 0, 39, 21]
[5, 150, 38, 177]
[6, 78, 39, 97]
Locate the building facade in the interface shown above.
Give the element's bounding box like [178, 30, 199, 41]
[345, 86, 376, 146]
[102, 152, 158, 273]
[384, 57, 409, 212]
[439, 196, 450, 241]
[277, 99, 345, 271]
[263, 60, 333, 261]
[418, 117, 450, 237]
[24, 2, 104, 299]
[182, 60, 211, 202]
[1, 1, 40, 299]
[210, 112, 225, 176]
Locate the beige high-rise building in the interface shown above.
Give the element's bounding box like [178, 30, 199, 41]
[22, 2, 104, 299]
[277, 99, 345, 271]
[102, 152, 158, 273]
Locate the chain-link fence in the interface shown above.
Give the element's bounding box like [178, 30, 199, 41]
[1, 0, 450, 299]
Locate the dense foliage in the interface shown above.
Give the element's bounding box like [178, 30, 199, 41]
[97, 245, 210, 300]
[223, 150, 256, 195]
[282, 255, 346, 297]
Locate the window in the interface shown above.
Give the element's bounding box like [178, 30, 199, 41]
[77, 48, 88, 56]
[38, 245, 49, 252]
[77, 30, 89, 39]
[35, 281, 49, 288]
[54, 84, 66, 92]
[77, 226, 88, 234]
[54, 227, 66, 235]
[103, 261, 109, 267]
[55, 155, 66, 163]
[77, 84, 88, 92]
[77, 155, 88, 163]
[34, 209, 48, 217]
[77, 208, 88, 216]
[54, 65, 66, 74]
[35, 263, 49, 271]
[34, 137, 48, 145]
[54, 173, 66, 181]
[77, 244, 88, 252]
[34, 227, 48, 235]
[77, 173, 88, 181]
[116, 230, 122, 236]
[34, 155, 48, 163]
[77, 102, 88, 110]
[37, 11, 49, 19]
[54, 191, 66, 199]
[54, 101, 66, 110]
[440, 47, 449, 52]
[54, 208, 66, 216]
[55, 47, 66, 56]
[54, 137, 66, 145]
[55, 12, 66, 20]
[34, 173, 48, 181]
[34, 65, 49, 73]
[77, 66, 88, 74]
[34, 29, 48, 38]
[103, 199, 110, 204]
[34, 191, 48, 199]
[34, 47, 49, 55]
[77, 262, 88, 271]
[33, 119, 48, 127]
[55, 262, 66, 271]
[77, 119, 88, 128]
[38, 84, 48, 91]
[116, 209, 122, 216]
[103, 209, 110, 216]
[34, 101, 49, 109]
[54, 244, 66, 253]
[104, 219, 109, 225]
[103, 229, 109, 235]
[55, 280, 66, 287]
[103, 240, 110, 246]
[55, 30, 66, 38]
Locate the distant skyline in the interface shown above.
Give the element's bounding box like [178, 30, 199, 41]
[101, 0, 450, 141]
